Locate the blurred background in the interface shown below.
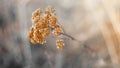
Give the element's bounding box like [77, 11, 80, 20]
[0, 0, 120, 68]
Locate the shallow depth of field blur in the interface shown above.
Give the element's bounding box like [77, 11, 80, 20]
[1, 0, 120, 68]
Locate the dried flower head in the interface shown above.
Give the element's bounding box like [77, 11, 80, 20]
[53, 24, 63, 36]
[28, 6, 64, 49]
[56, 40, 64, 49]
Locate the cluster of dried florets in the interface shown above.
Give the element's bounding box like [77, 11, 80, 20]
[28, 6, 64, 49]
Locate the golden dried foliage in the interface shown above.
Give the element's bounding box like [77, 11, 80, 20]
[28, 6, 64, 49]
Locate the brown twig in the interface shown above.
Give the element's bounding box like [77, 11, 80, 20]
[61, 32, 95, 52]
[61, 33, 80, 42]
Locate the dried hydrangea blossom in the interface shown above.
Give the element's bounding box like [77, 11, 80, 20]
[52, 24, 63, 36]
[56, 40, 64, 49]
[28, 6, 64, 49]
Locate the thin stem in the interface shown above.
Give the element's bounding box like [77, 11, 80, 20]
[57, 21, 95, 52]
[61, 33, 81, 42]
[61, 32, 95, 52]
[84, 44, 95, 52]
